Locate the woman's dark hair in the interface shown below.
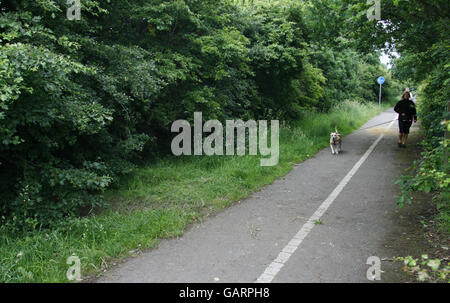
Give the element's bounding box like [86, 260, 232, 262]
[402, 92, 410, 100]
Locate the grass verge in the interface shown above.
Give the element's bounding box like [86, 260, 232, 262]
[0, 100, 395, 282]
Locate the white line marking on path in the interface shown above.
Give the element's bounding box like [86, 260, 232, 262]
[256, 118, 397, 283]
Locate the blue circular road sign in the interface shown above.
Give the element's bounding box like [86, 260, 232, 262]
[377, 76, 385, 85]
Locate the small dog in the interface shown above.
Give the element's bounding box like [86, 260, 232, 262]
[330, 127, 342, 155]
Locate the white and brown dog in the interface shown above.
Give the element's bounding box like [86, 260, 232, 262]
[330, 127, 342, 155]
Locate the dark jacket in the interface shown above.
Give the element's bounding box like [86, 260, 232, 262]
[394, 99, 417, 121]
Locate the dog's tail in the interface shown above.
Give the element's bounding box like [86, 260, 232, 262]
[335, 126, 338, 133]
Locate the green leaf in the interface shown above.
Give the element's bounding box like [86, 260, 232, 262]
[427, 259, 441, 271]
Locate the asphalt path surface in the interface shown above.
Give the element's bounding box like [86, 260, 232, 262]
[97, 107, 420, 283]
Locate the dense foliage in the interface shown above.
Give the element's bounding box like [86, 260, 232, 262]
[0, 0, 397, 230]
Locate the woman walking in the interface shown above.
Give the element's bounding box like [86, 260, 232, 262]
[394, 91, 417, 148]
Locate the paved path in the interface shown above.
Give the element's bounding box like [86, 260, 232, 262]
[97, 107, 421, 283]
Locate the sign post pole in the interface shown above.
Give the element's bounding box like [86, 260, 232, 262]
[377, 76, 385, 114]
[379, 83, 382, 114]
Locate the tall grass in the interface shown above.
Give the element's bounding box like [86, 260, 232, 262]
[0, 100, 393, 282]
